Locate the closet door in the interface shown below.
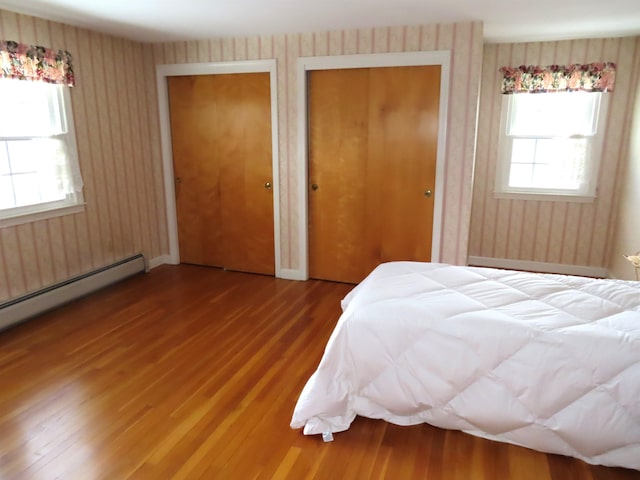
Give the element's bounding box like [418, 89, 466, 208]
[168, 73, 275, 275]
[308, 65, 441, 283]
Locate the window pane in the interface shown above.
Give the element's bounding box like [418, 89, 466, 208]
[12, 173, 42, 207]
[0, 176, 15, 208]
[511, 138, 536, 164]
[530, 163, 555, 188]
[0, 141, 9, 175]
[3, 139, 66, 208]
[508, 92, 600, 137]
[509, 164, 534, 188]
[37, 169, 66, 203]
[6, 140, 40, 173]
[533, 139, 585, 190]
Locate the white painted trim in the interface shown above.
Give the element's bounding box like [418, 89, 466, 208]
[296, 51, 451, 280]
[278, 268, 307, 281]
[0, 203, 85, 228]
[156, 60, 283, 278]
[467, 256, 608, 278]
[147, 254, 174, 270]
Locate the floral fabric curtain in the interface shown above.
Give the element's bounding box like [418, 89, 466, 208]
[500, 63, 615, 94]
[0, 40, 74, 86]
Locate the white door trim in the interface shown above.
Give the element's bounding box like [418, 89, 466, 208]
[296, 51, 451, 280]
[156, 60, 282, 277]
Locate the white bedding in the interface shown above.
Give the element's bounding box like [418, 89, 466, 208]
[290, 262, 640, 470]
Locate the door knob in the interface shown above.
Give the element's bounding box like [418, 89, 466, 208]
[265, 181, 272, 190]
[311, 184, 319, 191]
[424, 189, 433, 197]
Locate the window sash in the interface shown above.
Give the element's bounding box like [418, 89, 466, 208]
[506, 137, 590, 192]
[505, 91, 601, 138]
[0, 138, 80, 209]
[0, 79, 67, 138]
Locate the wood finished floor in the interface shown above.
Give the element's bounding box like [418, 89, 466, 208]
[0, 265, 638, 480]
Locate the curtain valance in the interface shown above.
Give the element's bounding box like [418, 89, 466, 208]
[500, 62, 615, 94]
[0, 40, 74, 86]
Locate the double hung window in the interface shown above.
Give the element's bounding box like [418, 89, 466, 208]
[0, 77, 83, 226]
[496, 91, 605, 199]
[496, 62, 614, 201]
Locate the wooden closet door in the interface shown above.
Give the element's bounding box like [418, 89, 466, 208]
[308, 68, 371, 283]
[169, 75, 223, 267]
[168, 73, 274, 275]
[308, 65, 441, 283]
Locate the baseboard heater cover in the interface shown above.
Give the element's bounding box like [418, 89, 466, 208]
[0, 253, 146, 331]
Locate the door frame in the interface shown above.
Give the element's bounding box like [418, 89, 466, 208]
[156, 60, 282, 277]
[296, 51, 451, 280]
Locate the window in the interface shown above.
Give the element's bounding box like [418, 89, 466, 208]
[0, 78, 83, 227]
[495, 91, 606, 200]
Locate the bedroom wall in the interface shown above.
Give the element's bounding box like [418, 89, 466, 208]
[152, 21, 483, 271]
[468, 36, 640, 271]
[0, 9, 167, 303]
[608, 40, 640, 280]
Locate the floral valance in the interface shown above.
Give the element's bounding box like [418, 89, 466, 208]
[0, 40, 74, 86]
[500, 62, 615, 94]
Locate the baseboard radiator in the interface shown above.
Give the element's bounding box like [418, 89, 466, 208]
[0, 253, 146, 332]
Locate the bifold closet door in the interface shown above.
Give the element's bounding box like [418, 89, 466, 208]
[168, 73, 275, 275]
[308, 65, 441, 283]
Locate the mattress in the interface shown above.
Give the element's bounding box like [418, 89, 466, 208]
[290, 262, 640, 470]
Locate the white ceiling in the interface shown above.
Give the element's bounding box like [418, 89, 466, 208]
[0, 0, 638, 44]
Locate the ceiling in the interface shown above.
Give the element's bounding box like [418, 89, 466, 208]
[0, 0, 638, 44]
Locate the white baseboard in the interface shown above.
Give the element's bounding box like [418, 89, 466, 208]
[147, 257, 306, 280]
[278, 268, 307, 281]
[467, 256, 608, 278]
[147, 255, 175, 270]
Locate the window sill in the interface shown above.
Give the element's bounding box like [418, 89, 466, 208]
[492, 191, 596, 203]
[0, 203, 86, 228]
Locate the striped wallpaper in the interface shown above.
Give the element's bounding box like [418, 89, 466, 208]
[153, 21, 484, 271]
[469, 36, 640, 269]
[609, 45, 640, 281]
[0, 12, 482, 302]
[1, 8, 637, 302]
[0, 9, 167, 303]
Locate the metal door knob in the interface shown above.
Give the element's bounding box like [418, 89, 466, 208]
[265, 181, 272, 190]
[424, 189, 433, 197]
[311, 184, 319, 191]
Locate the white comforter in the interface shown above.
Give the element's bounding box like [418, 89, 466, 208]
[291, 262, 640, 470]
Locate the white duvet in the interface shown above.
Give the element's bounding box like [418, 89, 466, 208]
[291, 262, 640, 470]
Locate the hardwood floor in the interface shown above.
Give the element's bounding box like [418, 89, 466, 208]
[0, 265, 638, 479]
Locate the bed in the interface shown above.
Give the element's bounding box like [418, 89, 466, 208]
[290, 262, 640, 470]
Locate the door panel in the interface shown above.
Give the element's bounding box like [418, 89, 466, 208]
[217, 73, 274, 275]
[368, 66, 440, 264]
[169, 75, 223, 267]
[168, 73, 274, 275]
[308, 68, 371, 283]
[308, 65, 441, 283]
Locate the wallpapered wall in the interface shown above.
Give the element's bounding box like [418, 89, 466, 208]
[0, 9, 167, 302]
[0, 11, 483, 302]
[609, 47, 640, 280]
[152, 21, 484, 272]
[469, 36, 640, 268]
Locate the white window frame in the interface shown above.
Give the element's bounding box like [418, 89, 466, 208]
[0, 80, 84, 228]
[494, 92, 608, 202]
